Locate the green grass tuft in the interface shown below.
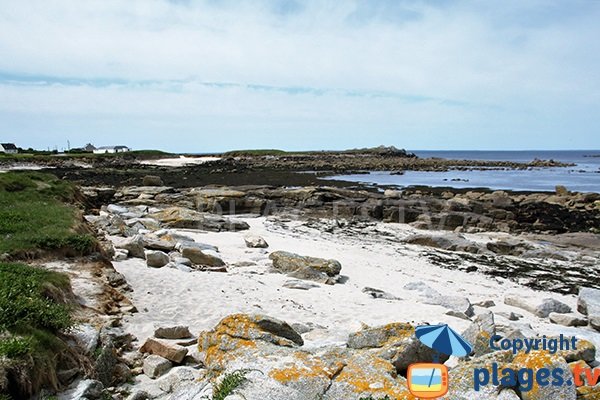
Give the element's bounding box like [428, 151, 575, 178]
[211, 369, 252, 400]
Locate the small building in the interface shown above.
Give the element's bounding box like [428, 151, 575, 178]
[0, 143, 18, 154]
[83, 143, 96, 152]
[93, 145, 130, 154]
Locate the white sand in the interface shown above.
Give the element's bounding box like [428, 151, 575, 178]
[112, 217, 600, 351]
[139, 156, 221, 167]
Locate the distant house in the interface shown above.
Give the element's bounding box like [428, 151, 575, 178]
[0, 143, 18, 154]
[83, 143, 96, 152]
[93, 145, 130, 154]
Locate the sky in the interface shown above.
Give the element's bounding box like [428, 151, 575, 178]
[0, 0, 599, 152]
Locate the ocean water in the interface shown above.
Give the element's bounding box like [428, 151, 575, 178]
[325, 150, 600, 193]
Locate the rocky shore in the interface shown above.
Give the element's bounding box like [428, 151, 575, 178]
[3, 154, 598, 400]
[41, 171, 595, 400]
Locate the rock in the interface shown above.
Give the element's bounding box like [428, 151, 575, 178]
[199, 315, 304, 370]
[269, 251, 342, 284]
[578, 287, 600, 331]
[496, 311, 522, 321]
[143, 355, 173, 379]
[154, 326, 192, 340]
[155, 366, 198, 394]
[244, 234, 269, 248]
[474, 300, 496, 308]
[171, 256, 192, 266]
[140, 337, 188, 363]
[486, 240, 531, 256]
[361, 287, 401, 300]
[174, 264, 193, 273]
[145, 250, 170, 268]
[149, 206, 249, 231]
[282, 280, 320, 290]
[142, 175, 164, 186]
[113, 249, 129, 261]
[181, 247, 225, 267]
[106, 270, 126, 287]
[512, 351, 575, 400]
[549, 312, 587, 327]
[404, 281, 474, 316]
[448, 352, 515, 400]
[114, 234, 145, 258]
[446, 310, 471, 320]
[347, 323, 414, 350]
[462, 311, 495, 356]
[196, 314, 415, 400]
[107, 204, 129, 215]
[404, 232, 482, 253]
[72, 324, 99, 354]
[58, 379, 104, 400]
[504, 294, 571, 318]
[142, 236, 176, 251]
[346, 322, 446, 374]
[558, 338, 596, 363]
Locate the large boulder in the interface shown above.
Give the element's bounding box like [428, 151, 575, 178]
[348, 322, 446, 374]
[149, 207, 249, 231]
[197, 314, 412, 400]
[512, 351, 576, 400]
[269, 251, 342, 284]
[181, 247, 225, 267]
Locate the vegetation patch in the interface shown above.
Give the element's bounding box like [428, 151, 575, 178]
[0, 262, 75, 397]
[0, 172, 95, 255]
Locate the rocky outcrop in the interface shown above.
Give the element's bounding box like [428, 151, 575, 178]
[149, 206, 249, 231]
[269, 251, 342, 284]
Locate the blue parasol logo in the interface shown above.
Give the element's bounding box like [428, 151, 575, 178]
[415, 324, 473, 357]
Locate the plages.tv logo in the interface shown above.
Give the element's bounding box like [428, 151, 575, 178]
[407, 324, 473, 398]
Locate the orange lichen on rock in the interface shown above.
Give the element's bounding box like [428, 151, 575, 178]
[334, 352, 415, 400]
[269, 351, 345, 383]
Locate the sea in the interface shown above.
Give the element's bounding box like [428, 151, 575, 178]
[325, 150, 600, 193]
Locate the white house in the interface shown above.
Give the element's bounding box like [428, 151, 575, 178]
[93, 145, 130, 154]
[0, 143, 18, 154]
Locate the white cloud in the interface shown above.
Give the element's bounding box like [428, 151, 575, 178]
[0, 0, 598, 150]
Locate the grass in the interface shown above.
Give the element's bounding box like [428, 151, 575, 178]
[0, 172, 95, 255]
[0, 262, 73, 397]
